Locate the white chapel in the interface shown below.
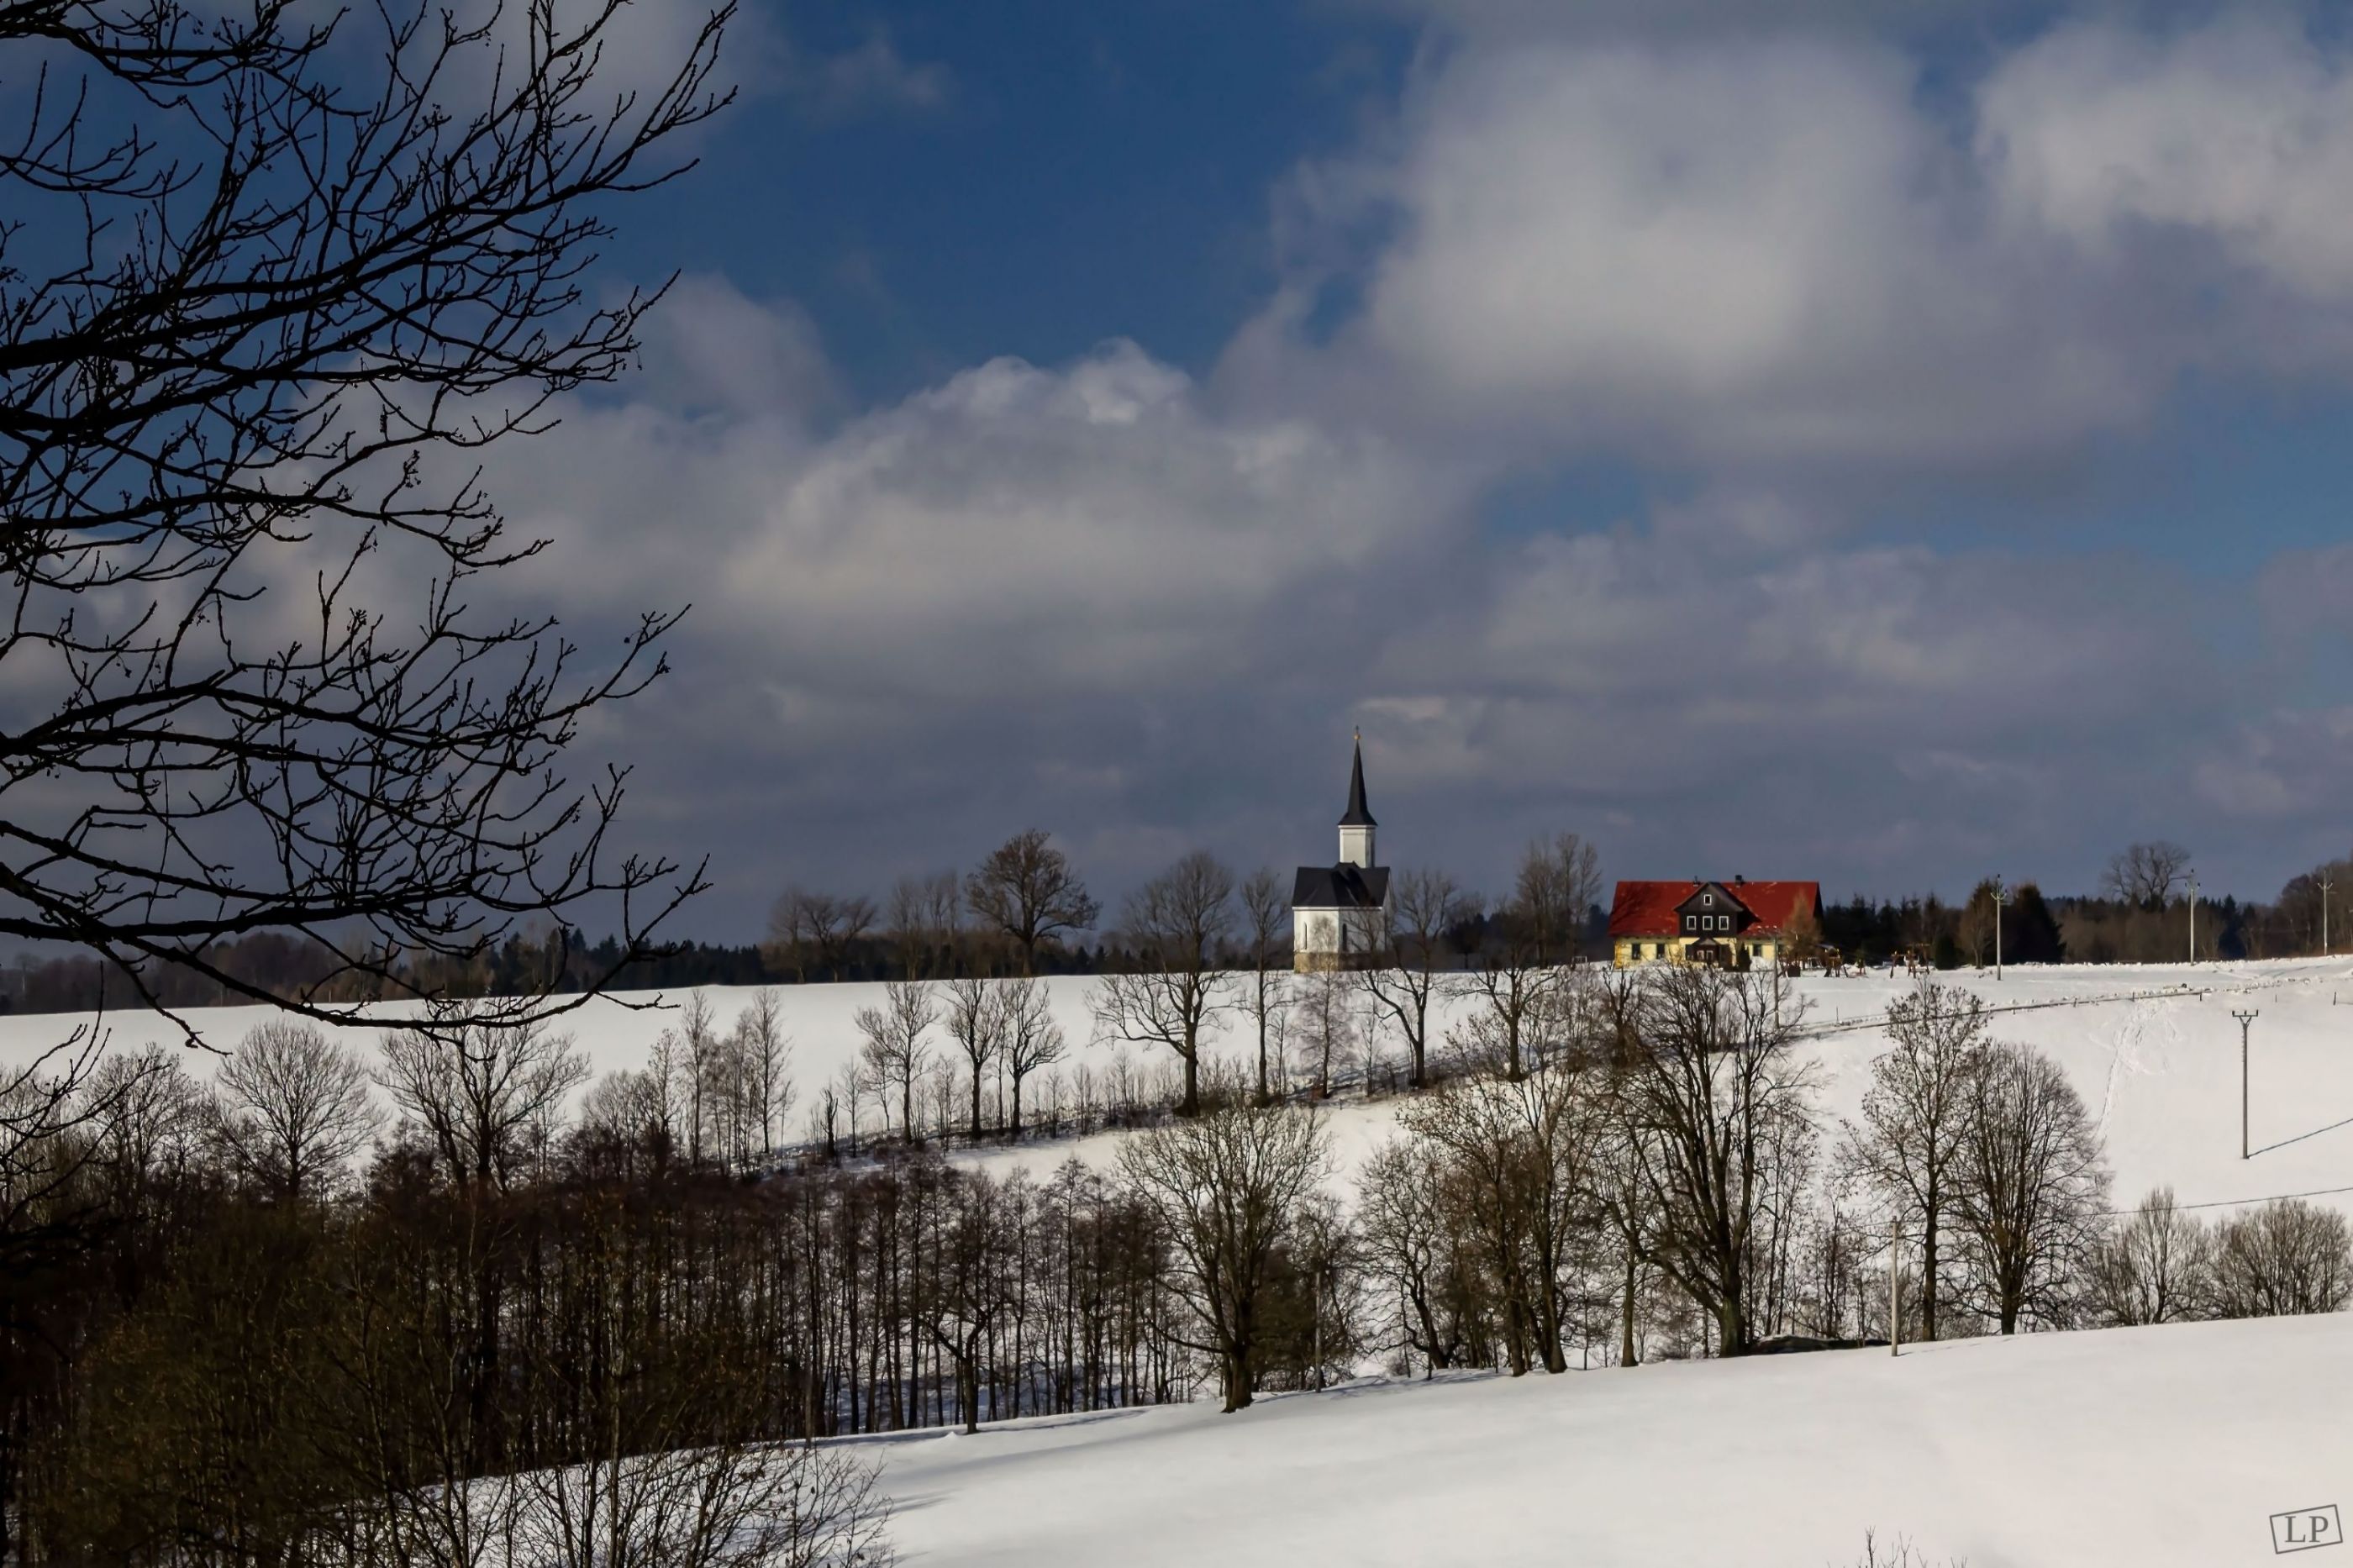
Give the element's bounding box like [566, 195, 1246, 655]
[1290, 734, 1391, 971]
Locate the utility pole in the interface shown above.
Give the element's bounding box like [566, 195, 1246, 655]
[2187, 871, 2199, 965]
[1312, 1261, 1324, 1391]
[2234, 1009, 2259, 1160]
[2322, 871, 2333, 957]
[1888, 1221, 1901, 1359]
[1992, 876, 2008, 980]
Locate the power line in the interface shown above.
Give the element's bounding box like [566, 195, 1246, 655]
[2103, 1181, 2353, 1218]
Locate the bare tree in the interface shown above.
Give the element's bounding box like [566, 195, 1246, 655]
[85, 1045, 205, 1204]
[376, 1013, 589, 1189]
[2101, 841, 2192, 908]
[2209, 1198, 2353, 1318]
[830, 1059, 867, 1158]
[1838, 981, 1988, 1341]
[577, 1066, 670, 1161]
[1952, 1041, 2110, 1334]
[1119, 1102, 1329, 1412]
[675, 992, 723, 1165]
[915, 1172, 1018, 1435]
[1607, 965, 1816, 1356]
[1956, 881, 2000, 968]
[1292, 967, 1355, 1100]
[884, 872, 964, 981]
[998, 976, 1065, 1140]
[942, 975, 1003, 1143]
[885, 878, 934, 982]
[1358, 1138, 1477, 1373]
[1398, 1060, 1603, 1375]
[0, 0, 725, 1030]
[966, 830, 1099, 975]
[1092, 851, 1234, 1116]
[1238, 867, 1291, 1104]
[1360, 866, 1464, 1090]
[922, 871, 969, 978]
[1448, 898, 1566, 1082]
[515, 1439, 895, 1568]
[770, 891, 878, 983]
[729, 990, 794, 1165]
[855, 981, 934, 1143]
[2088, 1187, 2214, 1326]
[211, 1020, 381, 1201]
[1513, 834, 1603, 966]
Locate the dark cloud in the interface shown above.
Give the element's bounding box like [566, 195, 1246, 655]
[467, 6, 2353, 932]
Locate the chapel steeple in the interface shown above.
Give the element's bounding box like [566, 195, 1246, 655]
[1338, 731, 1376, 869]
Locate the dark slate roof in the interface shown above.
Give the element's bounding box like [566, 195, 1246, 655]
[1339, 736, 1376, 827]
[1293, 864, 1391, 909]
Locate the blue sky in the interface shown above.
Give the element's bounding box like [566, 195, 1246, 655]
[483, 0, 2353, 934]
[592, 3, 1367, 390]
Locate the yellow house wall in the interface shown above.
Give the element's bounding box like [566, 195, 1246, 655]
[1612, 935, 1781, 969]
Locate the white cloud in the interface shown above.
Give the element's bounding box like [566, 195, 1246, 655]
[1231, 37, 2159, 471]
[788, 31, 953, 120]
[450, 9, 2353, 914]
[1980, 14, 2353, 299]
[1230, 11, 2353, 481]
[495, 289, 1482, 711]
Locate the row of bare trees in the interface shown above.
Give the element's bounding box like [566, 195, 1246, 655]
[769, 831, 1103, 984]
[13, 962, 2352, 1562]
[2089, 1188, 2353, 1324]
[2, 1013, 1220, 1563]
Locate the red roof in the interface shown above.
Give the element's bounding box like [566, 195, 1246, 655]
[1608, 880, 1821, 939]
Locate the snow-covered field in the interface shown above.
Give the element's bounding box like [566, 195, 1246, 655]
[869, 1311, 2353, 1567]
[9, 959, 2351, 1565]
[7, 956, 2352, 1218]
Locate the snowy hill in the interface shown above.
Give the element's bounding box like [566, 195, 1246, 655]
[8, 956, 2353, 1221]
[870, 1311, 2353, 1568]
[9, 959, 2351, 1565]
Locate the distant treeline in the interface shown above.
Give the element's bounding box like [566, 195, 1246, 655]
[8, 836, 2350, 1016]
[0, 926, 1220, 1018]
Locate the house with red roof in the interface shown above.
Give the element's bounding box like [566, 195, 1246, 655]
[1608, 877, 1822, 970]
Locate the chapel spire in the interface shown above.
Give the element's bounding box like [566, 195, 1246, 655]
[1340, 730, 1376, 828]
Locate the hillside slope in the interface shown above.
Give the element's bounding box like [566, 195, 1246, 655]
[869, 1312, 2353, 1568]
[6, 958, 2352, 1220]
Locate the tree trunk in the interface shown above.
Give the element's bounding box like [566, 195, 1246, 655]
[1921, 1209, 1940, 1343]
[1255, 967, 1270, 1106]
[1716, 1297, 1747, 1357]
[1620, 1245, 1639, 1367]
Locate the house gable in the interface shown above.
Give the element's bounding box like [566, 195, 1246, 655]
[1675, 881, 1753, 938]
